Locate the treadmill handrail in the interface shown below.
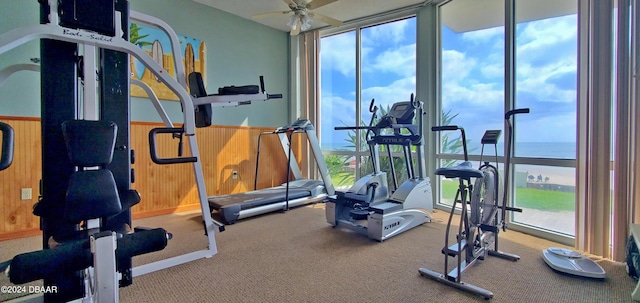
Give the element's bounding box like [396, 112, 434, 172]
[254, 126, 308, 190]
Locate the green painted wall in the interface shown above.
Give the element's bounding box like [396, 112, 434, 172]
[0, 1, 41, 117]
[0, 0, 289, 127]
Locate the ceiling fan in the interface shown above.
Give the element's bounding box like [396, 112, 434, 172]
[253, 0, 343, 35]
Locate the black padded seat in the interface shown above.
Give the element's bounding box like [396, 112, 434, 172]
[435, 161, 483, 180]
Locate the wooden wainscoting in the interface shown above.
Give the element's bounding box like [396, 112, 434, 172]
[0, 117, 42, 240]
[0, 117, 304, 240]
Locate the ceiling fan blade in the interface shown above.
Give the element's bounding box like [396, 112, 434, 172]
[282, 0, 298, 8]
[252, 11, 291, 19]
[306, 0, 338, 10]
[309, 12, 343, 27]
[290, 19, 302, 36]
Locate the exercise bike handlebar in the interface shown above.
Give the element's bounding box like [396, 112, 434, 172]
[431, 125, 469, 161]
[431, 125, 459, 132]
[505, 108, 530, 119]
[501, 107, 530, 231]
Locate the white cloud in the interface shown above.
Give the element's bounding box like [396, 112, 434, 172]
[462, 26, 503, 43]
[441, 49, 476, 84]
[517, 61, 576, 103]
[441, 48, 504, 108]
[364, 43, 416, 77]
[512, 16, 577, 104]
[320, 32, 356, 77]
[441, 81, 503, 108]
[362, 19, 410, 46]
[361, 76, 416, 105]
[520, 112, 576, 142]
[320, 91, 356, 120]
[517, 15, 576, 56]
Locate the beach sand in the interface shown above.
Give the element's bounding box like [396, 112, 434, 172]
[516, 164, 575, 186]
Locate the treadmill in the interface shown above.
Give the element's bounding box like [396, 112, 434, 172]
[208, 119, 335, 224]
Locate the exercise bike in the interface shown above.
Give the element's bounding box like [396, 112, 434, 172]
[419, 108, 529, 299]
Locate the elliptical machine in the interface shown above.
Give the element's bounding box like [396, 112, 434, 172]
[326, 94, 433, 241]
[419, 108, 529, 299]
[332, 99, 391, 208]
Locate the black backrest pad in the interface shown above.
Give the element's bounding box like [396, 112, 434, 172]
[188, 72, 207, 97]
[187, 72, 213, 127]
[62, 120, 117, 167]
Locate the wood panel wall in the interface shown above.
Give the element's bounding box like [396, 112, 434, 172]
[0, 117, 304, 240]
[0, 117, 41, 240]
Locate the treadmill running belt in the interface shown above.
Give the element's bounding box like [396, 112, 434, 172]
[208, 187, 311, 210]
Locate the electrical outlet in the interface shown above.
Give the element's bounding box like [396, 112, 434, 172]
[232, 170, 238, 179]
[21, 188, 32, 200]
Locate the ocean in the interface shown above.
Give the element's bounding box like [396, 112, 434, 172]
[469, 142, 576, 159]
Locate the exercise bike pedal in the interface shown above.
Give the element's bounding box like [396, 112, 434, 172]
[442, 240, 467, 257]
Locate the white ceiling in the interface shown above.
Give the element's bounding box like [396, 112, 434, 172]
[192, 0, 578, 34]
[192, 0, 428, 33]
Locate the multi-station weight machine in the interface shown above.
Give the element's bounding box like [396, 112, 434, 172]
[0, 0, 281, 301]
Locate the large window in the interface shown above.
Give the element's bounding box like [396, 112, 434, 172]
[312, 0, 638, 259]
[437, 0, 577, 240]
[512, 3, 577, 237]
[320, 18, 417, 189]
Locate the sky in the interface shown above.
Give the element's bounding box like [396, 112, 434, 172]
[319, 13, 578, 155]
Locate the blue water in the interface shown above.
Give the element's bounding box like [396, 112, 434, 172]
[322, 141, 576, 160]
[471, 142, 576, 159]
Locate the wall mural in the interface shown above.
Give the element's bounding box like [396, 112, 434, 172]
[129, 22, 206, 101]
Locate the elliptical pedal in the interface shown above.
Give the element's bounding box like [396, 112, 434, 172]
[349, 208, 370, 220]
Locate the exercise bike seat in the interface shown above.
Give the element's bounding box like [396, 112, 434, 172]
[435, 161, 483, 180]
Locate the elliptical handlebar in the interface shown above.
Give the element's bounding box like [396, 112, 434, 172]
[369, 98, 378, 114]
[410, 93, 420, 110]
[334, 125, 377, 131]
[367, 99, 378, 140]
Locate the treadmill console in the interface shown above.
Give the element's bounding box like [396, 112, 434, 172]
[275, 119, 312, 133]
[289, 119, 311, 130]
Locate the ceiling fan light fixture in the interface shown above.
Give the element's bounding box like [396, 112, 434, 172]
[286, 14, 298, 30]
[300, 14, 312, 31]
[287, 14, 312, 32]
[255, 0, 341, 33]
